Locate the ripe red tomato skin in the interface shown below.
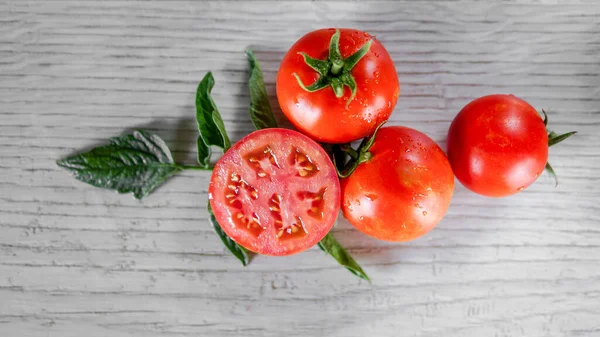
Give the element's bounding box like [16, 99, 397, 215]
[208, 128, 340, 256]
[341, 126, 454, 242]
[276, 28, 400, 144]
[447, 95, 548, 197]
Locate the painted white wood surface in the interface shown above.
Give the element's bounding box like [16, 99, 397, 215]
[1, 1, 599, 336]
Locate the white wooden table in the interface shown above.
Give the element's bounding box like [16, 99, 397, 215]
[2, 1, 599, 336]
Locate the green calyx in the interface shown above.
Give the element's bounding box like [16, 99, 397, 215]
[333, 121, 385, 178]
[541, 109, 577, 186]
[293, 29, 372, 107]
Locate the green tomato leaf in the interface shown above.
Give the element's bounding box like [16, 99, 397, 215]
[246, 49, 278, 130]
[207, 202, 251, 266]
[197, 137, 212, 169]
[196, 72, 231, 167]
[318, 232, 370, 283]
[56, 130, 182, 199]
[211, 109, 230, 149]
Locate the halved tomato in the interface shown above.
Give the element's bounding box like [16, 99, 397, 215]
[208, 128, 341, 256]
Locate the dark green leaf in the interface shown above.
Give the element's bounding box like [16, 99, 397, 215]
[57, 130, 182, 199]
[318, 232, 370, 283]
[207, 202, 251, 266]
[246, 49, 278, 130]
[545, 162, 558, 187]
[211, 109, 230, 150]
[196, 72, 231, 167]
[548, 131, 577, 147]
[197, 138, 211, 168]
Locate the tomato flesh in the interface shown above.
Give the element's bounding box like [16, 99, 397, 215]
[341, 126, 454, 242]
[447, 94, 548, 197]
[277, 28, 400, 143]
[209, 128, 340, 256]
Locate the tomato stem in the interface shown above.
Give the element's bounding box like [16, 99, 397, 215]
[333, 121, 386, 179]
[340, 144, 359, 159]
[178, 164, 212, 171]
[548, 131, 577, 147]
[545, 162, 558, 187]
[294, 29, 372, 106]
[331, 61, 343, 75]
[541, 109, 577, 187]
[359, 152, 372, 163]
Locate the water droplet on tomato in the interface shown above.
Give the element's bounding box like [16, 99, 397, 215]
[295, 103, 300, 108]
[422, 211, 427, 216]
[359, 216, 364, 221]
[517, 186, 525, 191]
[365, 193, 378, 201]
[387, 101, 391, 108]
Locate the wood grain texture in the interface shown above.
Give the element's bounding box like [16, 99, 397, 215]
[1, 1, 600, 336]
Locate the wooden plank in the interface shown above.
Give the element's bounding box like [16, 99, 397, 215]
[1, 1, 599, 336]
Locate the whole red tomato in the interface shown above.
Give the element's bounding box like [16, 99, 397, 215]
[341, 126, 454, 242]
[447, 94, 549, 197]
[276, 28, 400, 144]
[209, 128, 340, 256]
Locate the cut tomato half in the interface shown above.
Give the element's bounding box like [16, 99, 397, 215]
[208, 128, 340, 256]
